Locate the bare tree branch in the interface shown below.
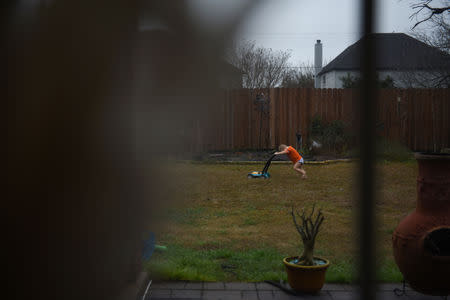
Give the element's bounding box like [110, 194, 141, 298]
[227, 40, 291, 88]
[407, 3, 450, 88]
[409, 0, 450, 29]
[281, 62, 315, 88]
[291, 206, 306, 240]
[290, 205, 325, 266]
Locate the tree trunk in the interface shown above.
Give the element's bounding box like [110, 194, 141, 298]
[300, 240, 315, 266]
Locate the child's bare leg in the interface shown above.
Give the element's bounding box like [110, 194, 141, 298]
[293, 162, 307, 178]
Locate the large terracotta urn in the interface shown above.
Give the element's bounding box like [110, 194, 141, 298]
[392, 153, 450, 296]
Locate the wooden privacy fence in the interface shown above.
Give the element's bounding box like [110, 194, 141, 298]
[188, 88, 450, 153]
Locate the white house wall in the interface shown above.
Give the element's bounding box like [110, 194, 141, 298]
[319, 71, 359, 88]
[378, 70, 445, 88]
[318, 70, 442, 88]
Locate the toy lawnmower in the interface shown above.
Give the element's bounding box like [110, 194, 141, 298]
[247, 154, 276, 179]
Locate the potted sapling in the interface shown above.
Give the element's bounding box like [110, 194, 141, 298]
[283, 204, 330, 293]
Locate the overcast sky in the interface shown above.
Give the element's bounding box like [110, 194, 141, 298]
[235, 0, 414, 65]
[188, 0, 440, 66]
[18, 0, 440, 67]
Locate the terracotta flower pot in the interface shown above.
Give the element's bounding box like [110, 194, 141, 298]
[283, 256, 330, 293]
[392, 153, 450, 296]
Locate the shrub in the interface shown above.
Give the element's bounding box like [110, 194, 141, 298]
[308, 115, 352, 156]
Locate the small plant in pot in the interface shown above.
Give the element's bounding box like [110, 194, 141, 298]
[283, 204, 330, 293]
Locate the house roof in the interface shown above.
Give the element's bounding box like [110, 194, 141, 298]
[318, 33, 450, 75]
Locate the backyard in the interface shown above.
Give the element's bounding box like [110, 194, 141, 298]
[146, 159, 417, 283]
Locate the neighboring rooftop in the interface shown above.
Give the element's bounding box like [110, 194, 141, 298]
[318, 33, 450, 75]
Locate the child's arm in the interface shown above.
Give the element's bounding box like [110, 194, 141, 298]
[274, 149, 289, 155]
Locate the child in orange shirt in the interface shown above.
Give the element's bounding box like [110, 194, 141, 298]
[274, 144, 307, 179]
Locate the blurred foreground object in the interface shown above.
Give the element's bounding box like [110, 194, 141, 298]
[6, 1, 251, 299]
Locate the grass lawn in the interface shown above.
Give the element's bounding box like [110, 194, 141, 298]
[146, 160, 417, 283]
